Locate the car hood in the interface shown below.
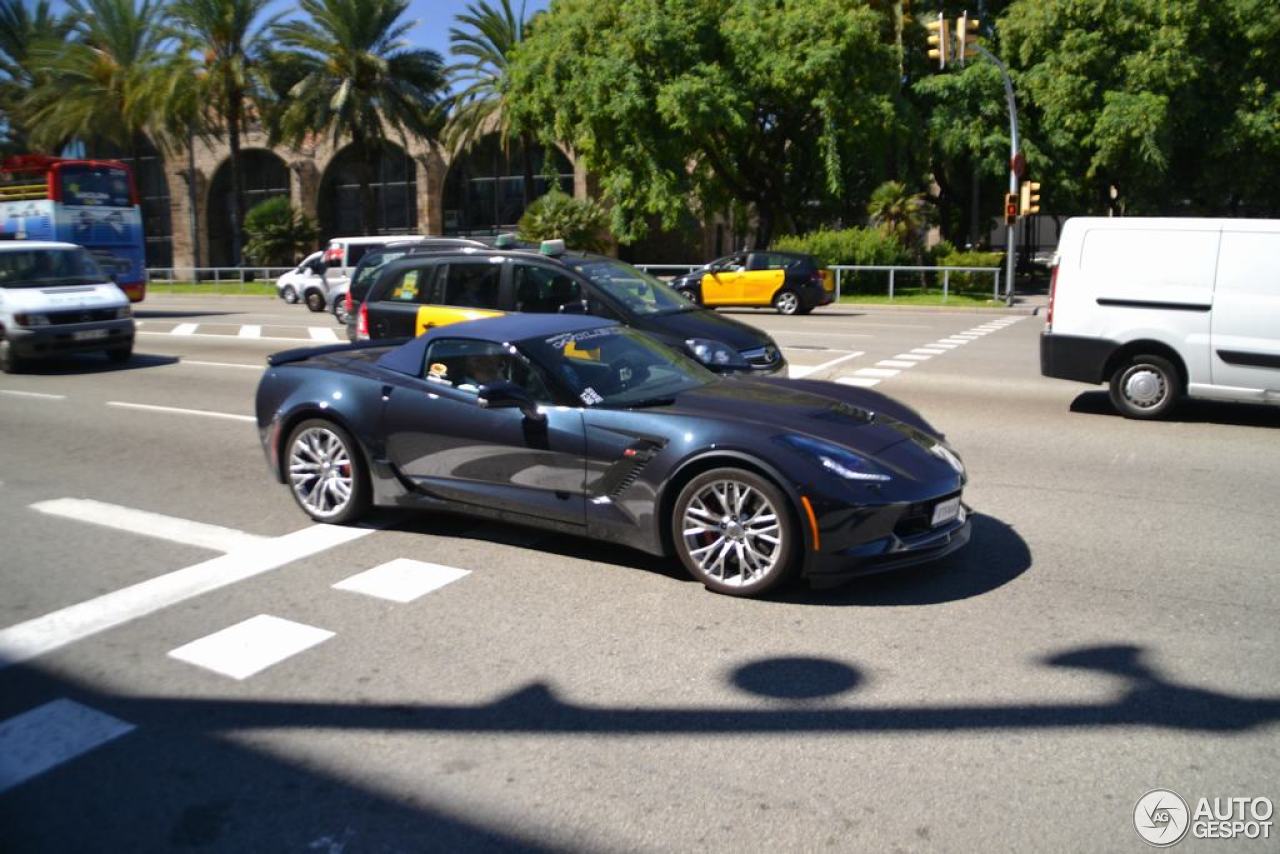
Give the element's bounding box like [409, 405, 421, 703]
[0, 282, 128, 310]
[657, 378, 963, 482]
[629, 307, 772, 352]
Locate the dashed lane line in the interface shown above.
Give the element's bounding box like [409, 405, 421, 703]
[170, 323, 199, 336]
[31, 498, 268, 553]
[238, 325, 262, 338]
[177, 359, 262, 370]
[0, 699, 135, 794]
[105, 401, 256, 423]
[0, 389, 66, 400]
[876, 360, 917, 369]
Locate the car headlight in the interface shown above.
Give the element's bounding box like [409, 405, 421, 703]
[115, 305, 132, 319]
[685, 338, 748, 368]
[779, 434, 893, 483]
[13, 313, 49, 327]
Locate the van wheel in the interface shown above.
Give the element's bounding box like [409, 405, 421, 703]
[304, 290, 326, 312]
[1108, 354, 1180, 419]
[773, 290, 800, 315]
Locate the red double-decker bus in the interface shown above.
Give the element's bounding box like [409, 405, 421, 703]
[0, 155, 147, 301]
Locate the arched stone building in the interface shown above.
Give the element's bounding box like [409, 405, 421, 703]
[151, 128, 592, 275]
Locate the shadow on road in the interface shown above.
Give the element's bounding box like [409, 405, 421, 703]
[1070, 390, 1280, 428]
[133, 309, 237, 319]
[10, 352, 179, 375]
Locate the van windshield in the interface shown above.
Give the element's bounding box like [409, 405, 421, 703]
[0, 247, 107, 288]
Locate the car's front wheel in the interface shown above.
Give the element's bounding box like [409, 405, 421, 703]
[672, 467, 797, 596]
[285, 419, 371, 524]
[281, 285, 299, 304]
[1108, 354, 1180, 419]
[773, 289, 801, 315]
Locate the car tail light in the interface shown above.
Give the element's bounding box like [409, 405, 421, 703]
[1046, 262, 1059, 330]
[357, 302, 369, 339]
[344, 289, 353, 315]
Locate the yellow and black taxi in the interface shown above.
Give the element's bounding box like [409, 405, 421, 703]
[355, 241, 787, 375]
[669, 250, 834, 315]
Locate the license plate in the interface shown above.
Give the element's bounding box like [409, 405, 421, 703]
[931, 496, 961, 527]
[72, 329, 109, 341]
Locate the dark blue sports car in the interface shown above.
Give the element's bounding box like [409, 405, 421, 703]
[256, 314, 970, 597]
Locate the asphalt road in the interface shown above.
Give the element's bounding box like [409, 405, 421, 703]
[1, 295, 1277, 852]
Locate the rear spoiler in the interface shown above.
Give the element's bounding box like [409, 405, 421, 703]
[266, 337, 410, 367]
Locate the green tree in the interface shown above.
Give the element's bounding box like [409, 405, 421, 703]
[0, 0, 65, 152]
[443, 0, 538, 206]
[867, 179, 933, 253]
[169, 0, 280, 264]
[507, 0, 900, 248]
[242, 195, 319, 265]
[515, 189, 609, 253]
[271, 0, 446, 235]
[20, 0, 172, 157]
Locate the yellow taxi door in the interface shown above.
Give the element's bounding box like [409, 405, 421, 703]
[699, 255, 746, 306]
[741, 252, 786, 306]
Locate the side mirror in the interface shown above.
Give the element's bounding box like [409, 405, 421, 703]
[477, 380, 544, 421]
[559, 299, 589, 315]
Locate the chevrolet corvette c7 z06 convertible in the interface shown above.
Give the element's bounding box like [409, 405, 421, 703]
[256, 314, 970, 597]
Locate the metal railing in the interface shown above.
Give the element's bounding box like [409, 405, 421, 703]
[147, 266, 295, 284]
[831, 265, 1003, 302]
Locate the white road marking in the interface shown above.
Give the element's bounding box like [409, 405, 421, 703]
[0, 699, 135, 794]
[788, 350, 865, 379]
[853, 367, 900, 379]
[0, 389, 66, 400]
[836, 376, 881, 387]
[139, 330, 314, 344]
[238, 325, 262, 338]
[168, 615, 334, 680]
[894, 354, 931, 361]
[170, 323, 199, 336]
[333, 559, 471, 603]
[180, 359, 262, 370]
[309, 327, 340, 342]
[937, 338, 970, 345]
[931, 343, 959, 349]
[913, 348, 947, 355]
[876, 360, 916, 369]
[0, 523, 375, 668]
[31, 498, 267, 553]
[106, 401, 255, 423]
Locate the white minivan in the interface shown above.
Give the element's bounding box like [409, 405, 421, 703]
[0, 241, 135, 373]
[318, 235, 424, 313]
[1041, 217, 1280, 418]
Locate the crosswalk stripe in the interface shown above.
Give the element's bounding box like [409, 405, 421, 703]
[309, 327, 340, 342]
[168, 615, 334, 681]
[31, 498, 268, 553]
[0, 699, 135, 794]
[170, 323, 198, 335]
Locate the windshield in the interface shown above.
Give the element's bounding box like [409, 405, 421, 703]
[0, 247, 107, 288]
[58, 166, 133, 207]
[352, 250, 409, 299]
[569, 258, 695, 316]
[520, 326, 713, 407]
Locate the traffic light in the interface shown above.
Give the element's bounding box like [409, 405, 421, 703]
[1020, 181, 1041, 215]
[957, 11, 980, 65]
[1004, 193, 1019, 225]
[926, 13, 950, 70]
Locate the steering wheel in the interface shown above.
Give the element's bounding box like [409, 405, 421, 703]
[608, 356, 649, 391]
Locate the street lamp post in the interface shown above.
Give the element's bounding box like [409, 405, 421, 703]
[971, 43, 1020, 306]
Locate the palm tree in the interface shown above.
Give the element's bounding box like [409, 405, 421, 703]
[443, 0, 535, 206]
[271, 0, 446, 235]
[168, 0, 280, 264]
[867, 180, 933, 252]
[0, 0, 65, 151]
[20, 0, 172, 158]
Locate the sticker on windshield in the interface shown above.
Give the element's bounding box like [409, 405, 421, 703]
[547, 327, 618, 349]
[579, 387, 604, 405]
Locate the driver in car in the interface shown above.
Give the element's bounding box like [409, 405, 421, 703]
[457, 352, 507, 392]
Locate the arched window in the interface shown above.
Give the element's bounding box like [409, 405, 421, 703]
[318, 142, 418, 238]
[207, 150, 290, 266]
[443, 136, 573, 235]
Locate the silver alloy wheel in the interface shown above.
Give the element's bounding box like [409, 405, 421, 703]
[282, 285, 298, 303]
[333, 301, 348, 324]
[681, 479, 783, 587]
[775, 291, 800, 315]
[289, 426, 354, 518]
[1120, 364, 1166, 409]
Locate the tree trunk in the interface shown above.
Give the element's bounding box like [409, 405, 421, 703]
[520, 130, 536, 210]
[227, 88, 246, 266]
[754, 204, 775, 250]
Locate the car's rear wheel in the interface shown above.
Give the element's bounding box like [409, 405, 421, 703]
[285, 419, 371, 524]
[281, 285, 299, 304]
[1108, 354, 1180, 419]
[773, 289, 801, 315]
[0, 336, 25, 374]
[672, 467, 797, 596]
[332, 299, 349, 325]
[304, 289, 326, 312]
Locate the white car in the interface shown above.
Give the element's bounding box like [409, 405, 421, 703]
[0, 241, 135, 373]
[275, 251, 325, 307]
[1040, 217, 1280, 417]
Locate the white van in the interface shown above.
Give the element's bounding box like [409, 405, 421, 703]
[1041, 217, 1280, 418]
[318, 235, 424, 313]
[0, 241, 135, 373]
